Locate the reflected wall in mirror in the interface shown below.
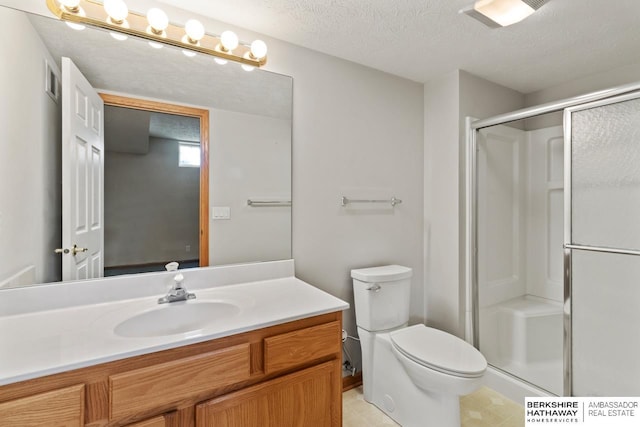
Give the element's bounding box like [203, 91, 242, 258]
[0, 5, 292, 289]
[103, 103, 203, 277]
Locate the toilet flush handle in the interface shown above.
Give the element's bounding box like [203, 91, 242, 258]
[366, 284, 381, 292]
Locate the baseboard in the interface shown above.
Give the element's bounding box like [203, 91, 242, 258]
[342, 372, 363, 392]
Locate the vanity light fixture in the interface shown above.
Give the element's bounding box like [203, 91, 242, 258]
[104, 0, 128, 40]
[461, 0, 549, 28]
[219, 30, 239, 52]
[103, 0, 127, 25]
[146, 7, 168, 36]
[181, 19, 204, 57]
[46, 0, 268, 68]
[59, 0, 86, 30]
[184, 19, 205, 45]
[250, 40, 268, 61]
[59, 0, 81, 12]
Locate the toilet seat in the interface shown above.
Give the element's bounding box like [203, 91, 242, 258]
[390, 324, 487, 378]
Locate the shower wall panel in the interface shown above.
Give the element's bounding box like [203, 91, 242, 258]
[477, 125, 527, 308]
[525, 126, 564, 302]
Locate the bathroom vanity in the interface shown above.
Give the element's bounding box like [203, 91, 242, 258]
[0, 261, 348, 426]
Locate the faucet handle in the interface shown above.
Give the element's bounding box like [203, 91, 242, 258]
[174, 273, 184, 288]
[165, 261, 179, 272]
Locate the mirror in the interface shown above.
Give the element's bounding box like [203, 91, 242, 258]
[0, 5, 292, 289]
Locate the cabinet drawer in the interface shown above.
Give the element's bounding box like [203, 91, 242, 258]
[110, 343, 250, 420]
[264, 321, 341, 374]
[0, 384, 84, 427]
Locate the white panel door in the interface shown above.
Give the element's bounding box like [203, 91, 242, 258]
[61, 57, 104, 281]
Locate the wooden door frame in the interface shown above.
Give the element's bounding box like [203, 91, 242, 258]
[99, 93, 210, 267]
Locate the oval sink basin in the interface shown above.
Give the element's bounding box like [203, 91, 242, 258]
[114, 301, 240, 338]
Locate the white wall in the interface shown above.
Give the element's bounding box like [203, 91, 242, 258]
[283, 46, 425, 372]
[526, 60, 640, 107]
[424, 70, 461, 335]
[424, 70, 524, 338]
[209, 109, 291, 266]
[524, 60, 640, 129]
[104, 137, 200, 267]
[0, 7, 61, 285]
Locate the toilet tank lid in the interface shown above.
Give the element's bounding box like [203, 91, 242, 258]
[351, 265, 412, 283]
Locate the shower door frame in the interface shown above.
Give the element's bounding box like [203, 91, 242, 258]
[467, 81, 640, 397]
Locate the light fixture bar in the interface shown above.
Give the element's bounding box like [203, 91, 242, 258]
[46, 0, 267, 67]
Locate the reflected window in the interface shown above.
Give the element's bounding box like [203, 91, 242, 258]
[178, 142, 200, 168]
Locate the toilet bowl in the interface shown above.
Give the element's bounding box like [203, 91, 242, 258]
[352, 265, 487, 427]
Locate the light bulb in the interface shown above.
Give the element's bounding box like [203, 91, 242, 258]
[219, 30, 238, 51]
[214, 57, 228, 65]
[104, 0, 128, 24]
[60, 0, 81, 11]
[250, 40, 267, 60]
[184, 19, 205, 43]
[147, 8, 168, 34]
[182, 50, 197, 57]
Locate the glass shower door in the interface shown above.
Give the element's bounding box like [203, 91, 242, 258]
[475, 118, 565, 395]
[566, 92, 640, 396]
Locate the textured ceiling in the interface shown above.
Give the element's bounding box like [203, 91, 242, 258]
[105, 105, 200, 155]
[155, 0, 640, 93]
[149, 113, 201, 143]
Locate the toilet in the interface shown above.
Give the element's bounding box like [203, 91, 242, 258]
[352, 265, 487, 427]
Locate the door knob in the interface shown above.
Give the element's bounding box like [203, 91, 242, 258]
[54, 245, 88, 256]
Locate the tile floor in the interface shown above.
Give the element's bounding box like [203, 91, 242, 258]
[343, 386, 525, 427]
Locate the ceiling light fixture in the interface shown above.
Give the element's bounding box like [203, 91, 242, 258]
[46, 0, 268, 67]
[460, 0, 549, 28]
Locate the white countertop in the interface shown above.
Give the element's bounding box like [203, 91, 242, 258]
[0, 273, 348, 386]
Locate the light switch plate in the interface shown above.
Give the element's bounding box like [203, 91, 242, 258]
[212, 206, 231, 220]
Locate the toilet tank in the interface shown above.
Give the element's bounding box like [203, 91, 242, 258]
[352, 265, 413, 331]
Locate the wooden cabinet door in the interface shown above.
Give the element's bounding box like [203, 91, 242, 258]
[0, 384, 84, 427]
[196, 361, 339, 427]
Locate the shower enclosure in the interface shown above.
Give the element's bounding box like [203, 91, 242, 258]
[469, 85, 640, 397]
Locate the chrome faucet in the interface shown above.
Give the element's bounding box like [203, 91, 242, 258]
[158, 262, 196, 304]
